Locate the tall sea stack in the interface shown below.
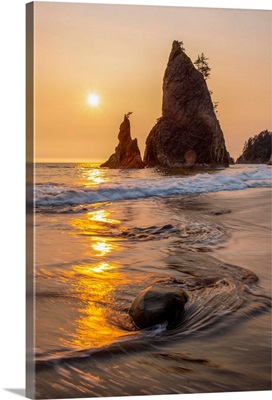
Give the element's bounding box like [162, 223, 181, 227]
[101, 114, 144, 169]
[144, 41, 230, 168]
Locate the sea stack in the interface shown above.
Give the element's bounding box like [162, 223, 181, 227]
[101, 113, 144, 169]
[144, 40, 230, 168]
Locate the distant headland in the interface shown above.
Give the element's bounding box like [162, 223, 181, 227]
[236, 130, 272, 165]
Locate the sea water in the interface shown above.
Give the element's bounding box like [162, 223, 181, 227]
[31, 163, 271, 398]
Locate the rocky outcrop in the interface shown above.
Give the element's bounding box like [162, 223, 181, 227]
[236, 130, 272, 164]
[129, 285, 188, 329]
[144, 41, 230, 168]
[101, 114, 144, 169]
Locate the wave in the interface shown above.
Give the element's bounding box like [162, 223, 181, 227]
[35, 166, 271, 207]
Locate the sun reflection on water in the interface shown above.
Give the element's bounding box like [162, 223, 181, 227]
[89, 209, 120, 225]
[66, 206, 133, 349]
[92, 239, 114, 256]
[67, 261, 133, 349]
[77, 165, 110, 186]
[71, 208, 121, 257]
[92, 262, 114, 273]
[71, 208, 120, 235]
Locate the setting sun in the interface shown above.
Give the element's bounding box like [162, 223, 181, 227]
[87, 93, 100, 107]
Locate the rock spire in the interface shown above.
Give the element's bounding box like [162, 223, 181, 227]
[144, 40, 230, 167]
[101, 114, 144, 169]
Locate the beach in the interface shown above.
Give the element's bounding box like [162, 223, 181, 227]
[32, 164, 271, 398]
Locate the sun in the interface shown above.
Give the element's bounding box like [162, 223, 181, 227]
[87, 93, 100, 107]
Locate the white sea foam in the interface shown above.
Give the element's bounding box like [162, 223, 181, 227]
[35, 165, 271, 206]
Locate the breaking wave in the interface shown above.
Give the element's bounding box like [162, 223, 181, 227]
[35, 166, 271, 207]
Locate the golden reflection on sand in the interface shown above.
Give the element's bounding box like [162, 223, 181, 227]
[71, 206, 121, 257]
[69, 261, 131, 349]
[67, 207, 132, 349]
[91, 239, 114, 256]
[89, 209, 120, 225]
[71, 208, 120, 256]
[71, 208, 120, 235]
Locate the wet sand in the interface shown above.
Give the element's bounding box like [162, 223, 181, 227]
[204, 187, 271, 294]
[35, 186, 271, 398]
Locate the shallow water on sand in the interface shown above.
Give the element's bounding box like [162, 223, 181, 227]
[32, 164, 271, 398]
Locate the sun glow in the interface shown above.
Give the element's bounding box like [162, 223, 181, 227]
[87, 93, 100, 107]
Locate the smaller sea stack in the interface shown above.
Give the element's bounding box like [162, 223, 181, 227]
[101, 113, 144, 169]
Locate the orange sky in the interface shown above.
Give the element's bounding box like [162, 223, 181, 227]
[33, 2, 271, 162]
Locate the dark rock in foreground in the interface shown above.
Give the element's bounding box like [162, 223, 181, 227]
[129, 285, 188, 329]
[236, 130, 272, 164]
[101, 114, 144, 169]
[144, 41, 230, 168]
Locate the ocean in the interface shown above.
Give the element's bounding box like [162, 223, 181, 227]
[32, 163, 271, 398]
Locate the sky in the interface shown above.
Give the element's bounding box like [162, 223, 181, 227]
[32, 1, 271, 162]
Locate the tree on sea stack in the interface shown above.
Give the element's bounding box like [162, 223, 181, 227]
[194, 53, 211, 80]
